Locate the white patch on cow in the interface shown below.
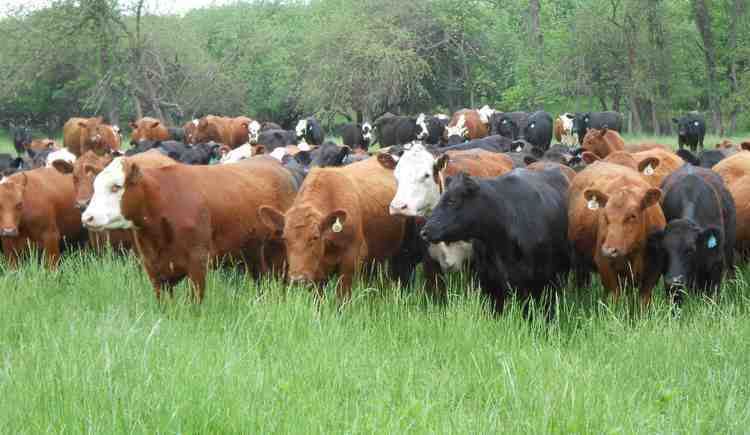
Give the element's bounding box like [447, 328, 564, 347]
[192, 119, 199, 127]
[0, 177, 7, 184]
[445, 114, 468, 139]
[643, 163, 655, 176]
[362, 122, 373, 142]
[112, 125, 120, 134]
[515, 145, 523, 152]
[248, 120, 261, 144]
[389, 143, 442, 217]
[477, 105, 494, 124]
[587, 199, 599, 210]
[298, 141, 311, 151]
[558, 113, 577, 146]
[45, 148, 76, 168]
[435, 114, 449, 120]
[220, 144, 253, 164]
[295, 119, 308, 140]
[82, 158, 134, 230]
[269, 147, 287, 161]
[694, 121, 699, 127]
[416, 113, 428, 140]
[428, 241, 474, 272]
[529, 122, 536, 129]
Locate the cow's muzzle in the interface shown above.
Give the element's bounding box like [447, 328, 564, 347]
[0, 227, 19, 237]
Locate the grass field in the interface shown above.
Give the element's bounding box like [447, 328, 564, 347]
[0, 130, 750, 432]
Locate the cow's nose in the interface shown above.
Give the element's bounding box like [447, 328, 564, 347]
[602, 246, 620, 258]
[389, 203, 407, 215]
[75, 200, 90, 211]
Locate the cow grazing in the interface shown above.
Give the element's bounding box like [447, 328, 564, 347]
[677, 148, 736, 168]
[420, 169, 571, 312]
[489, 111, 529, 139]
[341, 123, 372, 151]
[512, 111, 554, 151]
[81, 157, 298, 302]
[673, 112, 706, 152]
[10, 124, 32, 156]
[568, 162, 665, 304]
[713, 152, 750, 254]
[582, 127, 625, 158]
[554, 113, 578, 146]
[68, 117, 121, 157]
[295, 117, 325, 148]
[571, 111, 623, 145]
[651, 164, 736, 305]
[416, 114, 449, 146]
[373, 115, 421, 147]
[0, 168, 86, 269]
[444, 110, 489, 145]
[259, 157, 414, 299]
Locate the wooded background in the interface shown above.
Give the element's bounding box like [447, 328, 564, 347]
[0, 0, 747, 135]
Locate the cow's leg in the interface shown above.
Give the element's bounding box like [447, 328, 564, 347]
[598, 265, 622, 302]
[2, 237, 24, 269]
[187, 252, 209, 303]
[423, 254, 446, 301]
[42, 231, 61, 270]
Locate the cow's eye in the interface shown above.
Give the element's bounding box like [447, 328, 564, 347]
[626, 214, 637, 222]
[111, 184, 122, 193]
[423, 173, 430, 180]
[15, 203, 22, 210]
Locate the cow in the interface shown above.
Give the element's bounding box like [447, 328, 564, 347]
[295, 117, 325, 148]
[568, 161, 665, 304]
[0, 154, 26, 177]
[630, 148, 684, 189]
[373, 115, 421, 147]
[179, 142, 222, 165]
[310, 142, 352, 168]
[9, 124, 32, 156]
[713, 152, 750, 255]
[673, 112, 706, 152]
[526, 161, 577, 183]
[677, 147, 737, 168]
[81, 156, 298, 302]
[581, 127, 625, 158]
[183, 119, 199, 144]
[129, 117, 170, 144]
[651, 164, 736, 305]
[511, 111, 554, 151]
[555, 113, 578, 146]
[192, 115, 231, 147]
[571, 111, 623, 145]
[489, 111, 529, 139]
[436, 135, 514, 154]
[220, 144, 256, 164]
[256, 129, 298, 152]
[63, 117, 86, 156]
[416, 114, 449, 146]
[26, 138, 58, 156]
[258, 157, 414, 300]
[0, 168, 86, 269]
[444, 110, 489, 145]
[70, 117, 121, 156]
[341, 123, 372, 151]
[45, 148, 76, 169]
[420, 169, 571, 313]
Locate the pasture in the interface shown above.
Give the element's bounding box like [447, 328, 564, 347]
[1, 132, 750, 433]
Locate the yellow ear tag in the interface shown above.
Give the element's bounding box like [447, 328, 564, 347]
[332, 218, 343, 233]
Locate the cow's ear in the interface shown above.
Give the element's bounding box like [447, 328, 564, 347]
[124, 160, 142, 186]
[638, 157, 660, 175]
[698, 226, 722, 252]
[599, 126, 608, 136]
[583, 189, 608, 210]
[322, 209, 349, 239]
[258, 206, 285, 238]
[581, 151, 600, 164]
[459, 173, 479, 196]
[676, 149, 699, 166]
[377, 153, 397, 170]
[672, 118, 679, 124]
[78, 121, 87, 128]
[434, 154, 449, 173]
[523, 155, 538, 166]
[640, 188, 661, 210]
[741, 142, 750, 152]
[150, 121, 160, 129]
[52, 160, 74, 174]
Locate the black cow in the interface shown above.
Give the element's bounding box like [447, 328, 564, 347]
[651, 164, 736, 305]
[9, 124, 32, 156]
[257, 129, 298, 152]
[341, 123, 372, 151]
[0, 153, 26, 176]
[179, 142, 221, 165]
[572, 111, 623, 145]
[156, 141, 190, 161]
[435, 135, 514, 154]
[420, 169, 571, 312]
[280, 152, 311, 188]
[676, 148, 735, 169]
[373, 115, 420, 147]
[489, 111, 528, 139]
[417, 114, 449, 146]
[310, 141, 350, 168]
[295, 117, 325, 146]
[125, 140, 160, 156]
[672, 113, 706, 152]
[511, 111, 553, 152]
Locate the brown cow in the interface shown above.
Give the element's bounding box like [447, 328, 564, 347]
[129, 117, 170, 144]
[26, 138, 58, 154]
[259, 157, 409, 300]
[444, 109, 489, 143]
[70, 117, 121, 156]
[183, 119, 199, 144]
[0, 168, 85, 269]
[713, 151, 750, 253]
[630, 148, 684, 189]
[625, 142, 671, 153]
[81, 156, 298, 302]
[569, 161, 665, 304]
[63, 117, 86, 156]
[581, 128, 625, 158]
[192, 115, 252, 148]
[527, 161, 576, 183]
[229, 116, 253, 147]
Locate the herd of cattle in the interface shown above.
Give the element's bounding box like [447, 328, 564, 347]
[2, 106, 746, 312]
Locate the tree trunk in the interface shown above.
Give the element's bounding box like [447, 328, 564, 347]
[693, 0, 723, 134]
[727, 0, 745, 134]
[629, 97, 642, 134]
[528, 0, 543, 108]
[646, 0, 669, 135]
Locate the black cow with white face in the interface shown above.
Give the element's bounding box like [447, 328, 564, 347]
[571, 111, 623, 145]
[511, 111, 553, 152]
[489, 111, 529, 139]
[650, 164, 736, 305]
[341, 122, 373, 151]
[672, 113, 706, 153]
[9, 124, 32, 156]
[373, 115, 421, 147]
[416, 113, 449, 146]
[420, 168, 571, 312]
[295, 117, 325, 147]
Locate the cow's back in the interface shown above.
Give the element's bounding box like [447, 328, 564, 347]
[714, 152, 750, 249]
[21, 168, 81, 238]
[444, 149, 513, 177]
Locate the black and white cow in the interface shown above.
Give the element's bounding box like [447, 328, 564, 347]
[341, 122, 373, 151]
[420, 168, 571, 312]
[373, 115, 421, 147]
[651, 164, 736, 305]
[672, 112, 706, 153]
[416, 113, 450, 146]
[511, 111, 554, 152]
[489, 111, 529, 139]
[295, 117, 325, 148]
[571, 111, 623, 145]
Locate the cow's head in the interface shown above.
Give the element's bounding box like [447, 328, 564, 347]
[248, 120, 261, 144]
[416, 113, 429, 140]
[582, 127, 623, 158]
[672, 115, 702, 137]
[259, 204, 352, 285]
[81, 157, 142, 230]
[378, 143, 444, 217]
[495, 115, 520, 140]
[0, 174, 27, 237]
[129, 118, 162, 145]
[183, 119, 199, 144]
[361, 122, 373, 147]
[310, 142, 350, 168]
[477, 105, 495, 124]
[53, 150, 115, 211]
[584, 186, 661, 260]
[420, 172, 482, 244]
[78, 117, 106, 150]
[444, 114, 468, 145]
[295, 119, 309, 141]
[650, 219, 723, 297]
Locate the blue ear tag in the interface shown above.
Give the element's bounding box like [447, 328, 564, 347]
[707, 235, 717, 249]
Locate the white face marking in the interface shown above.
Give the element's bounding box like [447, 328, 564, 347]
[112, 125, 120, 134]
[45, 148, 76, 168]
[82, 158, 134, 230]
[477, 105, 494, 124]
[248, 120, 261, 143]
[427, 241, 473, 272]
[220, 144, 253, 164]
[694, 121, 699, 127]
[445, 114, 467, 138]
[269, 147, 287, 161]
[192, 119, 199, 126]
[298, 141, 311, 151]
[295, 119, 308, 139]
[362, 122, 373, 141]
[416, 113, 428, 140]
[389, 143, 441, 217]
